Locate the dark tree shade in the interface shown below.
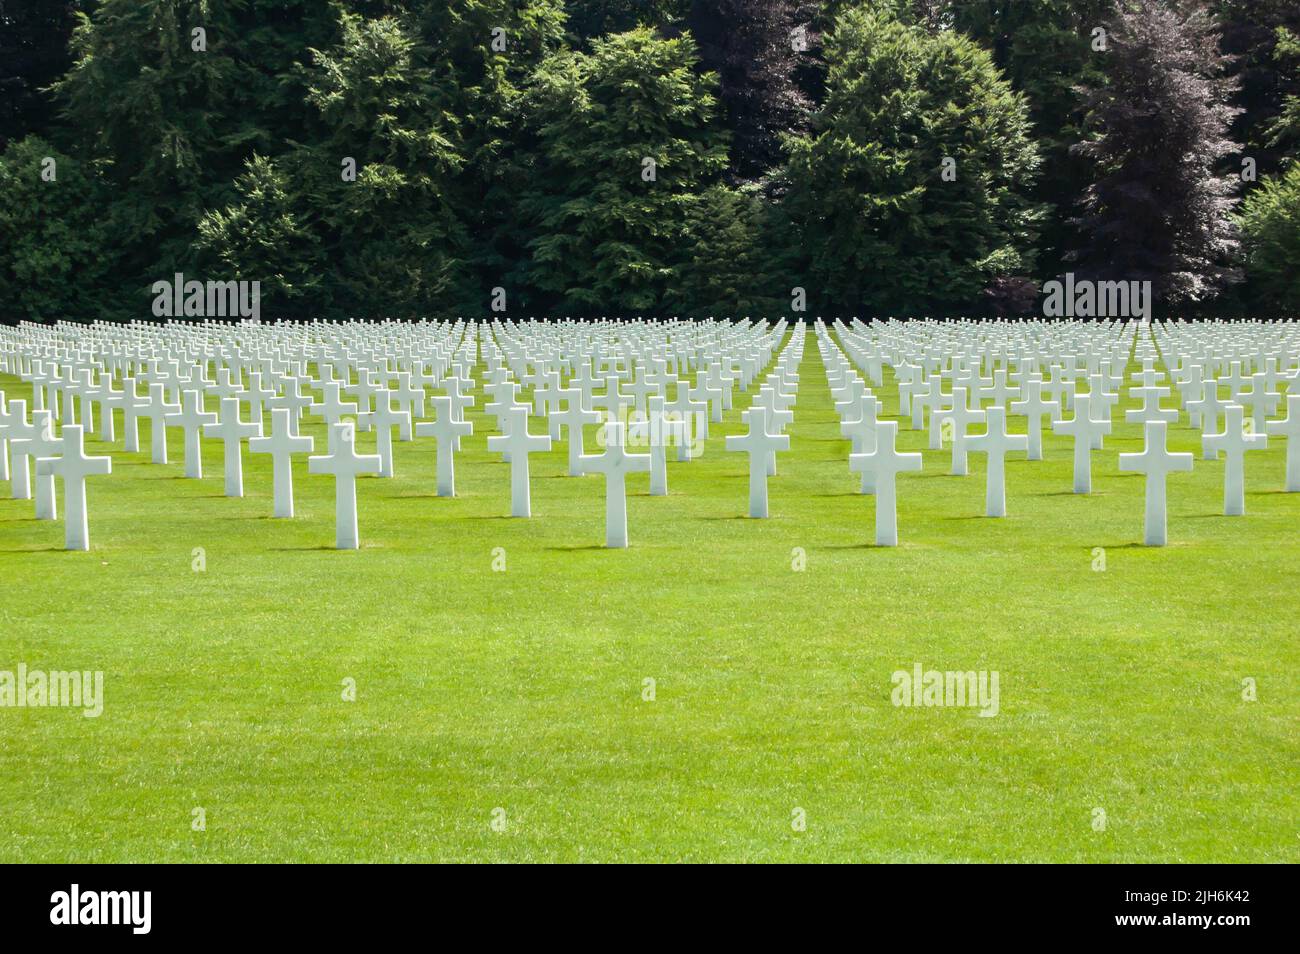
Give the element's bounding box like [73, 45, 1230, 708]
[686, 0, 812, 179]
[0, 0, 82, 151]
[1069, 0, 1242, 305]
[1214, 0, 1300, 175]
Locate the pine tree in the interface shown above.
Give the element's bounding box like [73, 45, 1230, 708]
[949, 0, 1113, 276]
[784, 6, 1042, 314]
[1069, 0, 1241, 305]
[521, 26, 728, 312]
[0, 137, 113, 322]
[1238, 162, 1300, 311]
[0, 0, 82, 151]
[196, 154, 326, 317]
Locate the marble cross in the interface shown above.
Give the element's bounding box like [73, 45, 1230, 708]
[414, 395, 473, 496]
[487, 404, 551, 517]
[966, 406, 1029, 517]
[166, 389, 218, 479]
[1009, 377, 1057, 461]
[12, 409, 59, 519]
[249, 407, 314, 517]
[2, 399, 37, 499]
[1119, 420, 1193, 546]
[725, 405, 790, 518]
[1051, 393, 1111, 494]
[363, 390, 411, 478]
[553, 389, 601, 477]
[849, 419, 922, 546]
[36, 424, 111, 551]
[1203, 403, 1267, 515]
[944, 387, 985, 477]
[144, 383, 179, 464]
[579, 420, 651, 548]
[308, 421, 382, 549]
[203, 396, 262, 497]
[1265, 394, 1300, 492]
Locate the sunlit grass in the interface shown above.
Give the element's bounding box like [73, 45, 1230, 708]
[0, 331, 1296, 862]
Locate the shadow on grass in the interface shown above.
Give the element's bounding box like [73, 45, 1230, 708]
[815, 542, 892, 550]
[543, 544, 607, 552]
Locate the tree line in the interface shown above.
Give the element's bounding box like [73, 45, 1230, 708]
[1, 0, 1297, 322]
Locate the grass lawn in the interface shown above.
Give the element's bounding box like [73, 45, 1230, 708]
[1, 329, 1296, 862]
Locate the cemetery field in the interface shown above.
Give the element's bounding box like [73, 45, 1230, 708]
[0, 331, 1297, 863]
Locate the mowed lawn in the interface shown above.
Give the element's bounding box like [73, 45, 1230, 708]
[0, 330, 1296, 863]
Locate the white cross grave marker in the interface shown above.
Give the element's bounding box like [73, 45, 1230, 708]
[966, 406, 1029, 517]
[308, 421, 382, 549]
[250, 407, 314, 517]
[414, 395, 473, 497]
[848, 419, 922, 547]
[35, 425, 111, 551]
[725, 405, 790, 518]
[579, 420, 650, 548]
[1203, 403, 1267, 516]
[486, 404, 551, 517]
[203, 396, 262, 497]
[1118, 420, 1193, 546]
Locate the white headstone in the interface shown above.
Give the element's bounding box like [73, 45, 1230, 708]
[1118, 420, 1193, 546]
[725, 405, 790, 518]
[486, 404, 551, 517]
[308, 421, 382, 549]
[249, 407, 314, 517]
[579, 420, 650, 548]
[414, 395, 474, 497]
[848, 419, 922, 546]
[35, 424, 111, 551]
[966, 405, 1029, 517]
[1203, 403, 1267, 515]
[203, 396, 262, 497]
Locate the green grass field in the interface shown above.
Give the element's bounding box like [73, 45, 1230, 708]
[1, 330, 1296, 862]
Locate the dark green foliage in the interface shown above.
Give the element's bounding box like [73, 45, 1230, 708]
[673, 184, 793, 315]
[196, 154, 325, 316]
[0, 137, 114, 323]
[521, 27, 729, 312]
[1238, 162, 1300, 312]
[565, 0, 685, 41]
[785, 6, 1042, 314]
[1214, 0, 1300, 176]
[1, 0, 1298, 322]
[948, 0, 1112, 275]
[0, 0, 83, 151]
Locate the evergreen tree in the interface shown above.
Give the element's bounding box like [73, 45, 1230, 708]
[0, 0, 83, 151]
[196, 154, 326, 316]
[785, 6, 1042, 313]
[50, 0, 338, 311]
[673, 183, 791, 314]
[1069, 0, 1241, 305]
[948, 0, 1113, 276]
[565, 0, 685, 42]
[521, 27, 728, 311]
[1214, 0, 1300, 177]
[0, 137, 114, 323]
[1238, 162, 1300, 312]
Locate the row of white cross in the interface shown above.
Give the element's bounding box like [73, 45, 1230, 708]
[3, 315, 1297, 551]
[0, 318, 801, 550]
[819, 317, 1300, 546]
